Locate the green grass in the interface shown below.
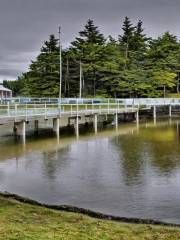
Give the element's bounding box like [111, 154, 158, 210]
[167, 93, 180, 98]
[0, 197, 180, 239]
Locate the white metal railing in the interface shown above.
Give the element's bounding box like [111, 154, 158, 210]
[1, 97, 180, 106]
[0, 102, 137, 120]
[0, 97, 180, 120]
[122, 98, 180, 106]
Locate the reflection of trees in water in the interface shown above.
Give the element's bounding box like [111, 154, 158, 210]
[0, 170, 5, 182]
[175, 122, 180, 141]
[0, 141, 23, 162]
[150, 144, 179, 176]
[142, 126, 180, 176]
[111, 123, 180, 184]
[111, 135, 144, 186]
[41, 146, 70, 182]
[149, 143, 180, 176]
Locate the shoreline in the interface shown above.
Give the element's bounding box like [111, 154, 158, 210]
[1, 191, 180, 228]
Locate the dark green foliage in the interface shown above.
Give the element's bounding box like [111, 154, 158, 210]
[10, 19, 180, 98]
[118, 17, 135, 50]
[72, 19, 105, 49]
[22, 34, 60, 97]
[3, 77, 25, 97]
[70, 19, 106, 97]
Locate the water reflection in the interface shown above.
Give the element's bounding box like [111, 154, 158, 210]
[42, 147, 70, 181]
[0, 119, 180, 224]
[112, 135, 144, 186]
[140, 125, 180, 175]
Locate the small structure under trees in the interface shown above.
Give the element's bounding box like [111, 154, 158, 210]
[0, 83, 12, 98]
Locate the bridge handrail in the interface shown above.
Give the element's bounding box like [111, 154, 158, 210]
[0, 97, 179, 119]
[0, 102, 137, 119]
[1, 97, 180, 106]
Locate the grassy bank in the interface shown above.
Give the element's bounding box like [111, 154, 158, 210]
[0, 196, 180, 240]
[167, 93, 180, 98]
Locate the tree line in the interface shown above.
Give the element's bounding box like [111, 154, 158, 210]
[4, 17, 180, 98]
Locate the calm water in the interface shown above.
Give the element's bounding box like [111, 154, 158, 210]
[0, 119, 180, 224]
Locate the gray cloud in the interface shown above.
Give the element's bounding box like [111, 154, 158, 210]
[0, 0, 180, 80]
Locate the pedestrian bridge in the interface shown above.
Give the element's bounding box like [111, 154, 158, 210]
[0, 101, 137, 122]
[0, 98, 179, 141]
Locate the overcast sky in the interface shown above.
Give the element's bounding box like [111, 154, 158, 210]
[0, 0, 180, 81]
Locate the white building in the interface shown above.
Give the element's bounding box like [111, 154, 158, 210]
[0, 84, 12, 98]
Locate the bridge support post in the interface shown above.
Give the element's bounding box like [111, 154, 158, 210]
[114, 112, 118, 129]
[153, 105, 156, 120]
[177, 121, 179, 135]
[53, 118, 60, 136]
[94, 114, 98, 134]
[136, 111, 139, 124]
[34, 120, 39, 133]
[169, 105, 172, 118]
[136, 111, 139, 131]
[14, 121, 26, 142]
[75, 116, 79, 138]
[153, 105, 157, 125]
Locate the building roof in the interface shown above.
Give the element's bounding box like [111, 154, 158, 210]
[0, 85, 12, 92]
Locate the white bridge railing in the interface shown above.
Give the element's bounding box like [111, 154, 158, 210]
[1, 97, 180, 106]
[0, 103, 137, 120]
[0, 98, 180, 120]
[123, 98, 180, 106]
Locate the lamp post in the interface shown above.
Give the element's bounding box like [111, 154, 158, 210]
[58, 26, 62, 100]
[79, 60, 82, 98]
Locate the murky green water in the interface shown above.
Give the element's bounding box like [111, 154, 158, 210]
[0, 119, 180, 224]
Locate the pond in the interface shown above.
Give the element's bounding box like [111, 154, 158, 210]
[0, 119, 180, 224]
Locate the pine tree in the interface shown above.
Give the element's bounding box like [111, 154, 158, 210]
[41, 34, 59, 53]
[70, 19, 106, 96]
[130, 20, 149, 70]
[146, 32, 179, 95]
[107, 35, 117, 45]
[72, 19, 105, 49]
[148, 32, 178, 62]
[23, 35, 60, 97]
[118, 17, 135, 69]
[133, 20, 149, 53]
[119, 17, 135, 47]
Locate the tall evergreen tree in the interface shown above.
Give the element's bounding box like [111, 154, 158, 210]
[133, 20, 148, 52]
[41, 34, 59, 53]
[146, 32, 179, 95]
[23, 35, 60, 97]
[148, 32, 178, 62]
[119, 17, 135, 48]
[72, 19, 105, 49]
[118, 17, 135, 69]
[70, 19, 106, 96]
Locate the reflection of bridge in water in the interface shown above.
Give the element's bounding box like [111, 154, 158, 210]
[0, 124, 140, 162]
[0, 98, 180, 142]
